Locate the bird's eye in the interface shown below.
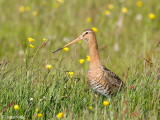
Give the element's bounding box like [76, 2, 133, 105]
[85, 32, 88, 34]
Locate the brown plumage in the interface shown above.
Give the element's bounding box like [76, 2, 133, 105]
[53, 29, 125, 97]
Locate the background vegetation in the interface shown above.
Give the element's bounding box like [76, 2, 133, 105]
[0, 0, 160, 119]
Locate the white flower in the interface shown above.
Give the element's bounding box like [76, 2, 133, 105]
[30, 98, 33, 101]
[114, 43, 119, 52]
[136, 14, 142, 21]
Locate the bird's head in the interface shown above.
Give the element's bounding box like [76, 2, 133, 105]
[53, 29, 95, 53]
[80, 29, 95, 41]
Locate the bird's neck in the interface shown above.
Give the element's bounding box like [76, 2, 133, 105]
[88, 35, 102, 67]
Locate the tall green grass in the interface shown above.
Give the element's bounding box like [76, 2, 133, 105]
[0, 0, 160, 119]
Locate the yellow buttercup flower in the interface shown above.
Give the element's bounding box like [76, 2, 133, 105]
[68, 72, 73, 78]
[19, 6, 25, 12]
[35, 108, 39, 112]
[25, 6, 31, 11]
[103, 101, 110, 106]
[53, 3, 59, 8]
[32, 11, 38, 16]
[136, 1, 143, 7]
[30, 44, 35, 48]
[63, 47, 69, 51]
[121, 7, 128, 14]
[92, 27, 98, 32]
[79, 59, 85, 64]
[104, 10, 111, 16]
[88, 106, 92, 110]
[43, 38, 46, 42]
[159, 73, 160, 76]
[148, 13, 155, 19]
[56, 112, 65, 119]
[68, 72, 73, 75]
[46, 64, 52, 70]
[28, 38, 35, 42]
[37, 113, 43, 117]
[86, 56, 90, 61]
[108, 4, 114, 10]
[86, 17, 92, 23]
[57, 0, 64, 3]
[14, 105, 19, 110]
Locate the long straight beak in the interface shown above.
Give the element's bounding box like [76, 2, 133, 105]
[53, 36, 82, 53]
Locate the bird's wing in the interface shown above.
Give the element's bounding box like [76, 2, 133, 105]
[102, 66, 125, 93]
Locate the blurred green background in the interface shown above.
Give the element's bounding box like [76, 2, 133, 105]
[0, 0, 160, 119]
[0, 0, 159, 75]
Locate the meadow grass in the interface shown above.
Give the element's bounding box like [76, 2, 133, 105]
[0, 0, 160, 119]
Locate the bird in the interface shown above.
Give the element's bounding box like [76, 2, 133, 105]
[53, 29, 125, 97]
